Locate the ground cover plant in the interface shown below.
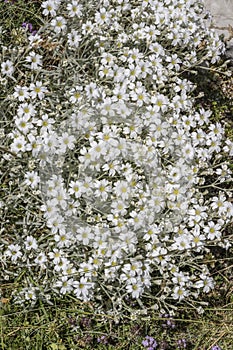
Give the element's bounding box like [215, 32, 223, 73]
[0, 0, 233, 349]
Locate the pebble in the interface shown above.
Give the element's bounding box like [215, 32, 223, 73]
[203, 0, 233, 62]
[203, 0, 233, 45]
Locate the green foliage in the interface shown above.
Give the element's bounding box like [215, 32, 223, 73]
[1, 294, 233, 349]
[0, 0, 42, 46]
[186, 60, 233, 133]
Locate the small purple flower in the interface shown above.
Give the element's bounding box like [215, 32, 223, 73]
[166, 319, 175, 329]
[142, 335, 158, 349]
[211, 346, 222, 350]
[22, 22, 33, 33]
[97, 335, 109, 345]
[80, 316, 92, 329]
[177, 338, 187, 349]
[161, 314, 176, 329]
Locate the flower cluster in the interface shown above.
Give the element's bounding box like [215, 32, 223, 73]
[1, 0, 233, 310]
[142, 335, 158, 350]
[22, 22, 37, 36]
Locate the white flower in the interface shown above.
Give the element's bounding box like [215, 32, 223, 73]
[211, 194, 228, 215]
[81, 20, 94, 35]
[76, 226, 94, 246]
[24, 171, 40, 188]
[67, 1, 83, 18]
[96, 126, 118, 146]
[67, 29, 82, 48]
[126, 277, 143, 298]
[48, 248, 64, 264]
[94, 179, 111, 201]
[112, 84, 129, 102]
[69, 85, 83, 103]
[95, 7, 110, 25]
[119, 230, 138, 253]
[150, 247, 169, 267]
[68, 180, 84, 198]
[88, 253, 103, 270]
[28, 33, 42, 47]
[125, 64, 140, 82]
[204, 221, 222, 240]
[26, 51, 43, 70]
[13, 86, 30, 101]
[17, 103, 36, 118]
[26, 134, 43, 157]
[224, 201, 233, 219]
[78, 262, 94, 278]
[191, 228, 205, 250]
[223, 139, 233, 156]
[11, 135, 27, 153]
[130, 84, 149, 106]
[182, 115, 196, 130]
[114, 180, 131, 201]
[99, 97, 116, 116]
[101, 52, 115, 66]
[53, 189, 69, 210]
[78, 146, 92, 167]
[195, 108, 211, 126]
[89, 140, 107, 160]
[85, 82, 100, 99]
[208, 122, 224, 138]
[191, 129, 206, 146]
[122, 260, 142, 277]
[1, 60, 14, 76]
[35, 252, 47, 267]
[166, 183, 186, 202]
[55, 276, 74, 294]
[59, 132, 76, 152]
[62, 263, 76, 276]
[102, 160, 120, 176]
[51, 16, 67, 33]
[151, 93, 169, 112]
[24, 288, 37, 301]
[188, 205, 208, 223]
[148, 193, 165, 214]
[73, 277, 93, 301]
[37, 114, 55, 133]
[111, 200, 128, 216]
[40, 199, 58, 219]
[25, 236, 38, 250]
[47, 215, 65, 234]
[171, 234, 191, 251]
[195, 274, 214, 293]
[41, 0, 59, 16]
[166, 53, 181, 71]
[80, 176, 94, 195]
[172, 271, 189, 287]
[15, 116, 33, 135]
[43, 131, 59, 153]
[30, 81, 48, 100]
[206, 136, 221, 153]
[143, 225, 161, 241]
[182, 143, 195, 160]
[54, 257, 70, 272]
[171, 286, 189, 300]
[5, 244, 22, 262]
